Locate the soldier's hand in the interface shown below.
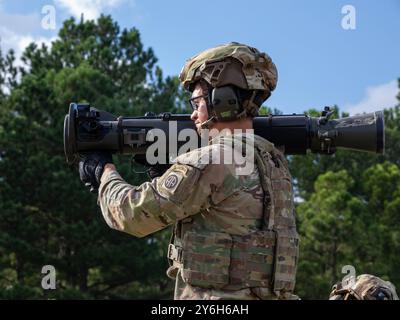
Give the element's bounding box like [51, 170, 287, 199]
[79, 151, 113, 193]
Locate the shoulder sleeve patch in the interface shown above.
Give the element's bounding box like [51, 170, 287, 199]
[156, 163, 201, 204]
[163, 172, 183, 193]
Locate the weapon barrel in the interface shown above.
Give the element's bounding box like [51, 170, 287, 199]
[64, 103, 385, 164]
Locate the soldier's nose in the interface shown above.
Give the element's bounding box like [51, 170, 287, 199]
[190, 110, 198, 121]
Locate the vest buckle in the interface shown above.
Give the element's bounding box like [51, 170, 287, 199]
[167, 243, 182, 262]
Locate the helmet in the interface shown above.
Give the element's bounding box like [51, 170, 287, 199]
[179, 42, 278, 124]
[329, 274, 399, 300]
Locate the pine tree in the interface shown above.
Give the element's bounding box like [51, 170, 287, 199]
[0, 15, 183, 299]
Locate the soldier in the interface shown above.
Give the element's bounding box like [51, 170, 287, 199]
[78, 42, 300, 300]
[329, 274, 399, 300]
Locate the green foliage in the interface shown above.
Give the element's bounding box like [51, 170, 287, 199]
[0, 13, 399, 300]
[0, 15, 178, 299]
[296, 170, 367, 298]
[292, 80, 400, 298]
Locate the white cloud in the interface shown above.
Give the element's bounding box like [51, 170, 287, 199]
[0, 26, 56, 67]
[0, 11, 41, 35]
[0, 0, 132, 68]
[55, 0, 128, 20]
[344, 80, 398, 115]
[0, 6, 56, 66]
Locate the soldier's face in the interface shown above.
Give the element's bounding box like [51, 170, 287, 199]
[190, 83, 209, 132]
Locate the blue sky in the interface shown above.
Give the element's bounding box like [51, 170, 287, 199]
[0, 0, 399, 115]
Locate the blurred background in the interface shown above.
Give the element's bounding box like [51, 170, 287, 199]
[0, 0, 399, 299]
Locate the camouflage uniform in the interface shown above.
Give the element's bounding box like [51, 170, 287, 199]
[98, 130, 299, 300]
[329, 274, 399, 300]
[98, 42, 299, 299]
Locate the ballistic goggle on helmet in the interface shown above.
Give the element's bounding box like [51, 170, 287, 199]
[179, 42, 278, 126]
[329, 274, 399, 300]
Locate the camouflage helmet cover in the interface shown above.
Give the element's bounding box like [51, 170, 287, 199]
[179, 42, 278, 106]
[329, 274, 399, 300]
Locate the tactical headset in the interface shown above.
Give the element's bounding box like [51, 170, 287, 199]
[209, 86, 245, 122]
[205, 85, 265, 123]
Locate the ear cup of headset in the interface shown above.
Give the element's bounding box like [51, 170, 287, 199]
[210, 86, 243, 122]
